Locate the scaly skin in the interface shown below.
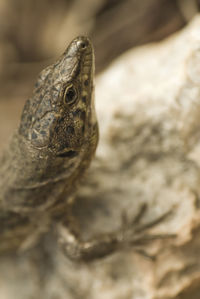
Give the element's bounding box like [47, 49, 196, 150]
[0, 36, 98, 253]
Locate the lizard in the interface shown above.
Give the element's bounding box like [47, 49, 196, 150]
[0, 36, 173, 259]
[0, 36, 98, 254]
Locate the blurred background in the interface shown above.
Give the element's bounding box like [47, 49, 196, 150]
[0, 0, 199, 148]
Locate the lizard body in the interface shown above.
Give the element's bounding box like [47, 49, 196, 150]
[0, 36, 97, 213]
[0, 36, 98, 253]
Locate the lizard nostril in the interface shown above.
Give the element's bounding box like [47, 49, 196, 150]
[77, 39, 88, 51]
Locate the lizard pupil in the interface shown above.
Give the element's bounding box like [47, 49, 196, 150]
[64, 85, 77, 105]
[81, 42, 86, 49]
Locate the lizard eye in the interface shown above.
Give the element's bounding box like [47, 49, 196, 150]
[63, 84, 78, 105]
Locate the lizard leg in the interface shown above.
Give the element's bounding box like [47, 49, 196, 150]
[57, 207, 175, 262]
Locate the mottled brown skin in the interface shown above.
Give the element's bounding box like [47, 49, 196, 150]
[0, 37, 98, 253]
[0, 37, 97, 212]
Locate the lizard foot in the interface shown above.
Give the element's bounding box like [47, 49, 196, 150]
[57, 204, 175, 262]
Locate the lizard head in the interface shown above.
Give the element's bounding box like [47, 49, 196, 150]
[19, 36, 98, 158]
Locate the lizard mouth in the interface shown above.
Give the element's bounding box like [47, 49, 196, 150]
[57, 150, 78, 158]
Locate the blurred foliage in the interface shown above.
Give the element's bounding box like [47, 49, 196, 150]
[0, 0, 196, 89]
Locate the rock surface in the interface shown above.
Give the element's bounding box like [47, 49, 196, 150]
[1, 15, 200, 299]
